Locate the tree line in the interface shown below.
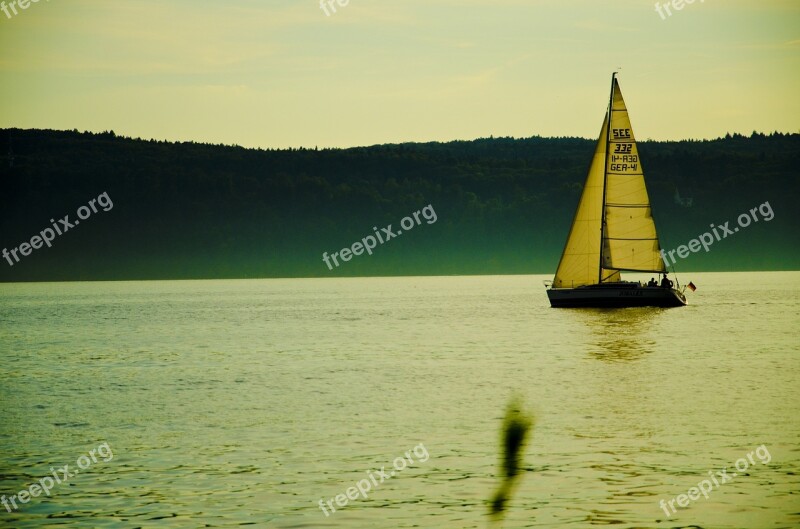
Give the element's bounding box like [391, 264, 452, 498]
[1, 128, 797, 281]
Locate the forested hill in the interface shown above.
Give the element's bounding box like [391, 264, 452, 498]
[1, 128, 798, 282]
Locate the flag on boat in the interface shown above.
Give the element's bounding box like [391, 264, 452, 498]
[687, 282, 697, 291]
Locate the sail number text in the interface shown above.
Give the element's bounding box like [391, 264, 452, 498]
[614, 143, 632, 153]
[611, 129, 636, 171]
[612, 128, 632, 153]
[609, 153, 639, 172]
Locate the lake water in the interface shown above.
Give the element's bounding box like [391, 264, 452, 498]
[1, 272, 798, 528]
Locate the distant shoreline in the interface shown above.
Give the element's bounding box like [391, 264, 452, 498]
[3, 270, 800, 285]
[3, 130, 798, 283]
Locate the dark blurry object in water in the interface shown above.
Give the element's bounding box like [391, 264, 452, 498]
[489, 396, 534, 521]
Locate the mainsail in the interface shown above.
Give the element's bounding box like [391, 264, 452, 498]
[602, 78, 665, 274]
[553, 76, 664, 288]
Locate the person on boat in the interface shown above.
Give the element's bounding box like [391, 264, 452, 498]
[660, 274, 673, 289]
[648, 277, 657, 287]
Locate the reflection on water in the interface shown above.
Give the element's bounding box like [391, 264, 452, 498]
[569, 308, 663, 362]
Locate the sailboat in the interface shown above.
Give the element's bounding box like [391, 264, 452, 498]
[545, 74, 687, 308]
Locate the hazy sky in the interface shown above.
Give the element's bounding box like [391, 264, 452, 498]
[1, 0, 798, 148]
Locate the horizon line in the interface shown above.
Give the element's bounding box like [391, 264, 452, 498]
[2, 126, 798, 153]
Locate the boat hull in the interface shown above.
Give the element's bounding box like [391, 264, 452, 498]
[546, 283, 686, 308]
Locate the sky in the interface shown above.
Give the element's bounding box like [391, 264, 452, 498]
[0, 0, 798, 149]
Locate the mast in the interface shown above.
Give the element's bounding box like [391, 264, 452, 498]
[599, 72, 616, 283]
